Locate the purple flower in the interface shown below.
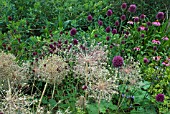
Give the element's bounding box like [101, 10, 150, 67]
[152, 21, 161, 26]
[147, 22, 152, 26]
[162, 36, 169, 41]
[153, 46, 157, 51]
[70, 28, 77, 36]
[162, 61, 170, 66]
[139, 26, 145, 31]
[33, 52, 37, 56]
[128, 4, 137, 13]
[106, 26, 111, 33]
[134, 17, 139, 22]
[98, 20, 103, 26]
[82, 85, 87, 90]
[107, 9, 113, 16]
[73, 38, 78, 45]
[121, 15, 126, 21]
[143, 58, 149, 63]
[125, 31, 129, 35]
[115, 20, 119, 26]
[49, 44, 54, 49]
[68, 44, 72, 50]
[121, 3, 127, 10]
[152, 39, 161, 45]
[156, 94, 164, 102]
[121, 40, 125, 44]
[140, 14, 146, 20]
[112, 56, 124, 67]
[141, 34, 145, 38]
[106, 36, 110, 41]
[144, 27, 148, 31]
[134, 47, 140, 51]
[64, 40, 68, 44]
[137, 27, 141, 32]
[156, 12, 164, 20]
[94, 34, 98, 37]
[112, 29, 117, 35]
[127, 21, 134, 25]
[87, 14, 93, 21]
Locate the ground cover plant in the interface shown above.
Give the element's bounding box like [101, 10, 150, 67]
[0, 0, 170, 114]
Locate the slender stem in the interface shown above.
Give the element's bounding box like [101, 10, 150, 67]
[85, 62, 88, 100]
[98, 91, 101, 114]
[37, 82, 48, 113]
[52, 83, 56, 99]
[117, 96, 125, 111]
[7, 78, 11, 114]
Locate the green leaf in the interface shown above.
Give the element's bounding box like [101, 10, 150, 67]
[49, 99, 57, 108]
[86, 103, 98, 114]
[42, 97, 48, 104]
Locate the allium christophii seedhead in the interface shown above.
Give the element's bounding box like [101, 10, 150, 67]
[89, 75, 118, 101]
[74, 45, 108, 77]
[1, 92, 36, 113]
[37, 54, 68, 84]
[128, 4, 137, 13]
[156, 94, 164, 102]
[119, 57, 142, 86]
[112, 56, 124, 68]
[0, 51, 28, 89]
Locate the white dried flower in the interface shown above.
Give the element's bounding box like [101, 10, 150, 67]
[0, 51, 29, 90]
[88, 66, 118, 101]
[74, 45, 107, 77]
[119, 58, 142, 87]
[36, 54, 69, 84]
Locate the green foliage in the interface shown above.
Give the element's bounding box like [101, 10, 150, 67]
[0, 0, 170, 113]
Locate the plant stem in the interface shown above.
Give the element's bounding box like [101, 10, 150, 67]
[37, 82, 48, 113]
[85, 62, 88, 100]
[98, 91, 101, 114]
[52, 83, 56, 99]
[7, 78, 12, 114]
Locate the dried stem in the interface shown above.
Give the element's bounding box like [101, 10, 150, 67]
[7, 78, 12, 114]
[37, 82, 48, 113]
[52, 83, 56, 99]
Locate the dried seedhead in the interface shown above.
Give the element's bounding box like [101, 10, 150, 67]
[119, 57, 142, 86]
[74, 45, 108, 77]
[36, 54, 69, 84]
[0, 90, 37, 114]
[0, 51, 29, 90]
[88, 66, 118, 101]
